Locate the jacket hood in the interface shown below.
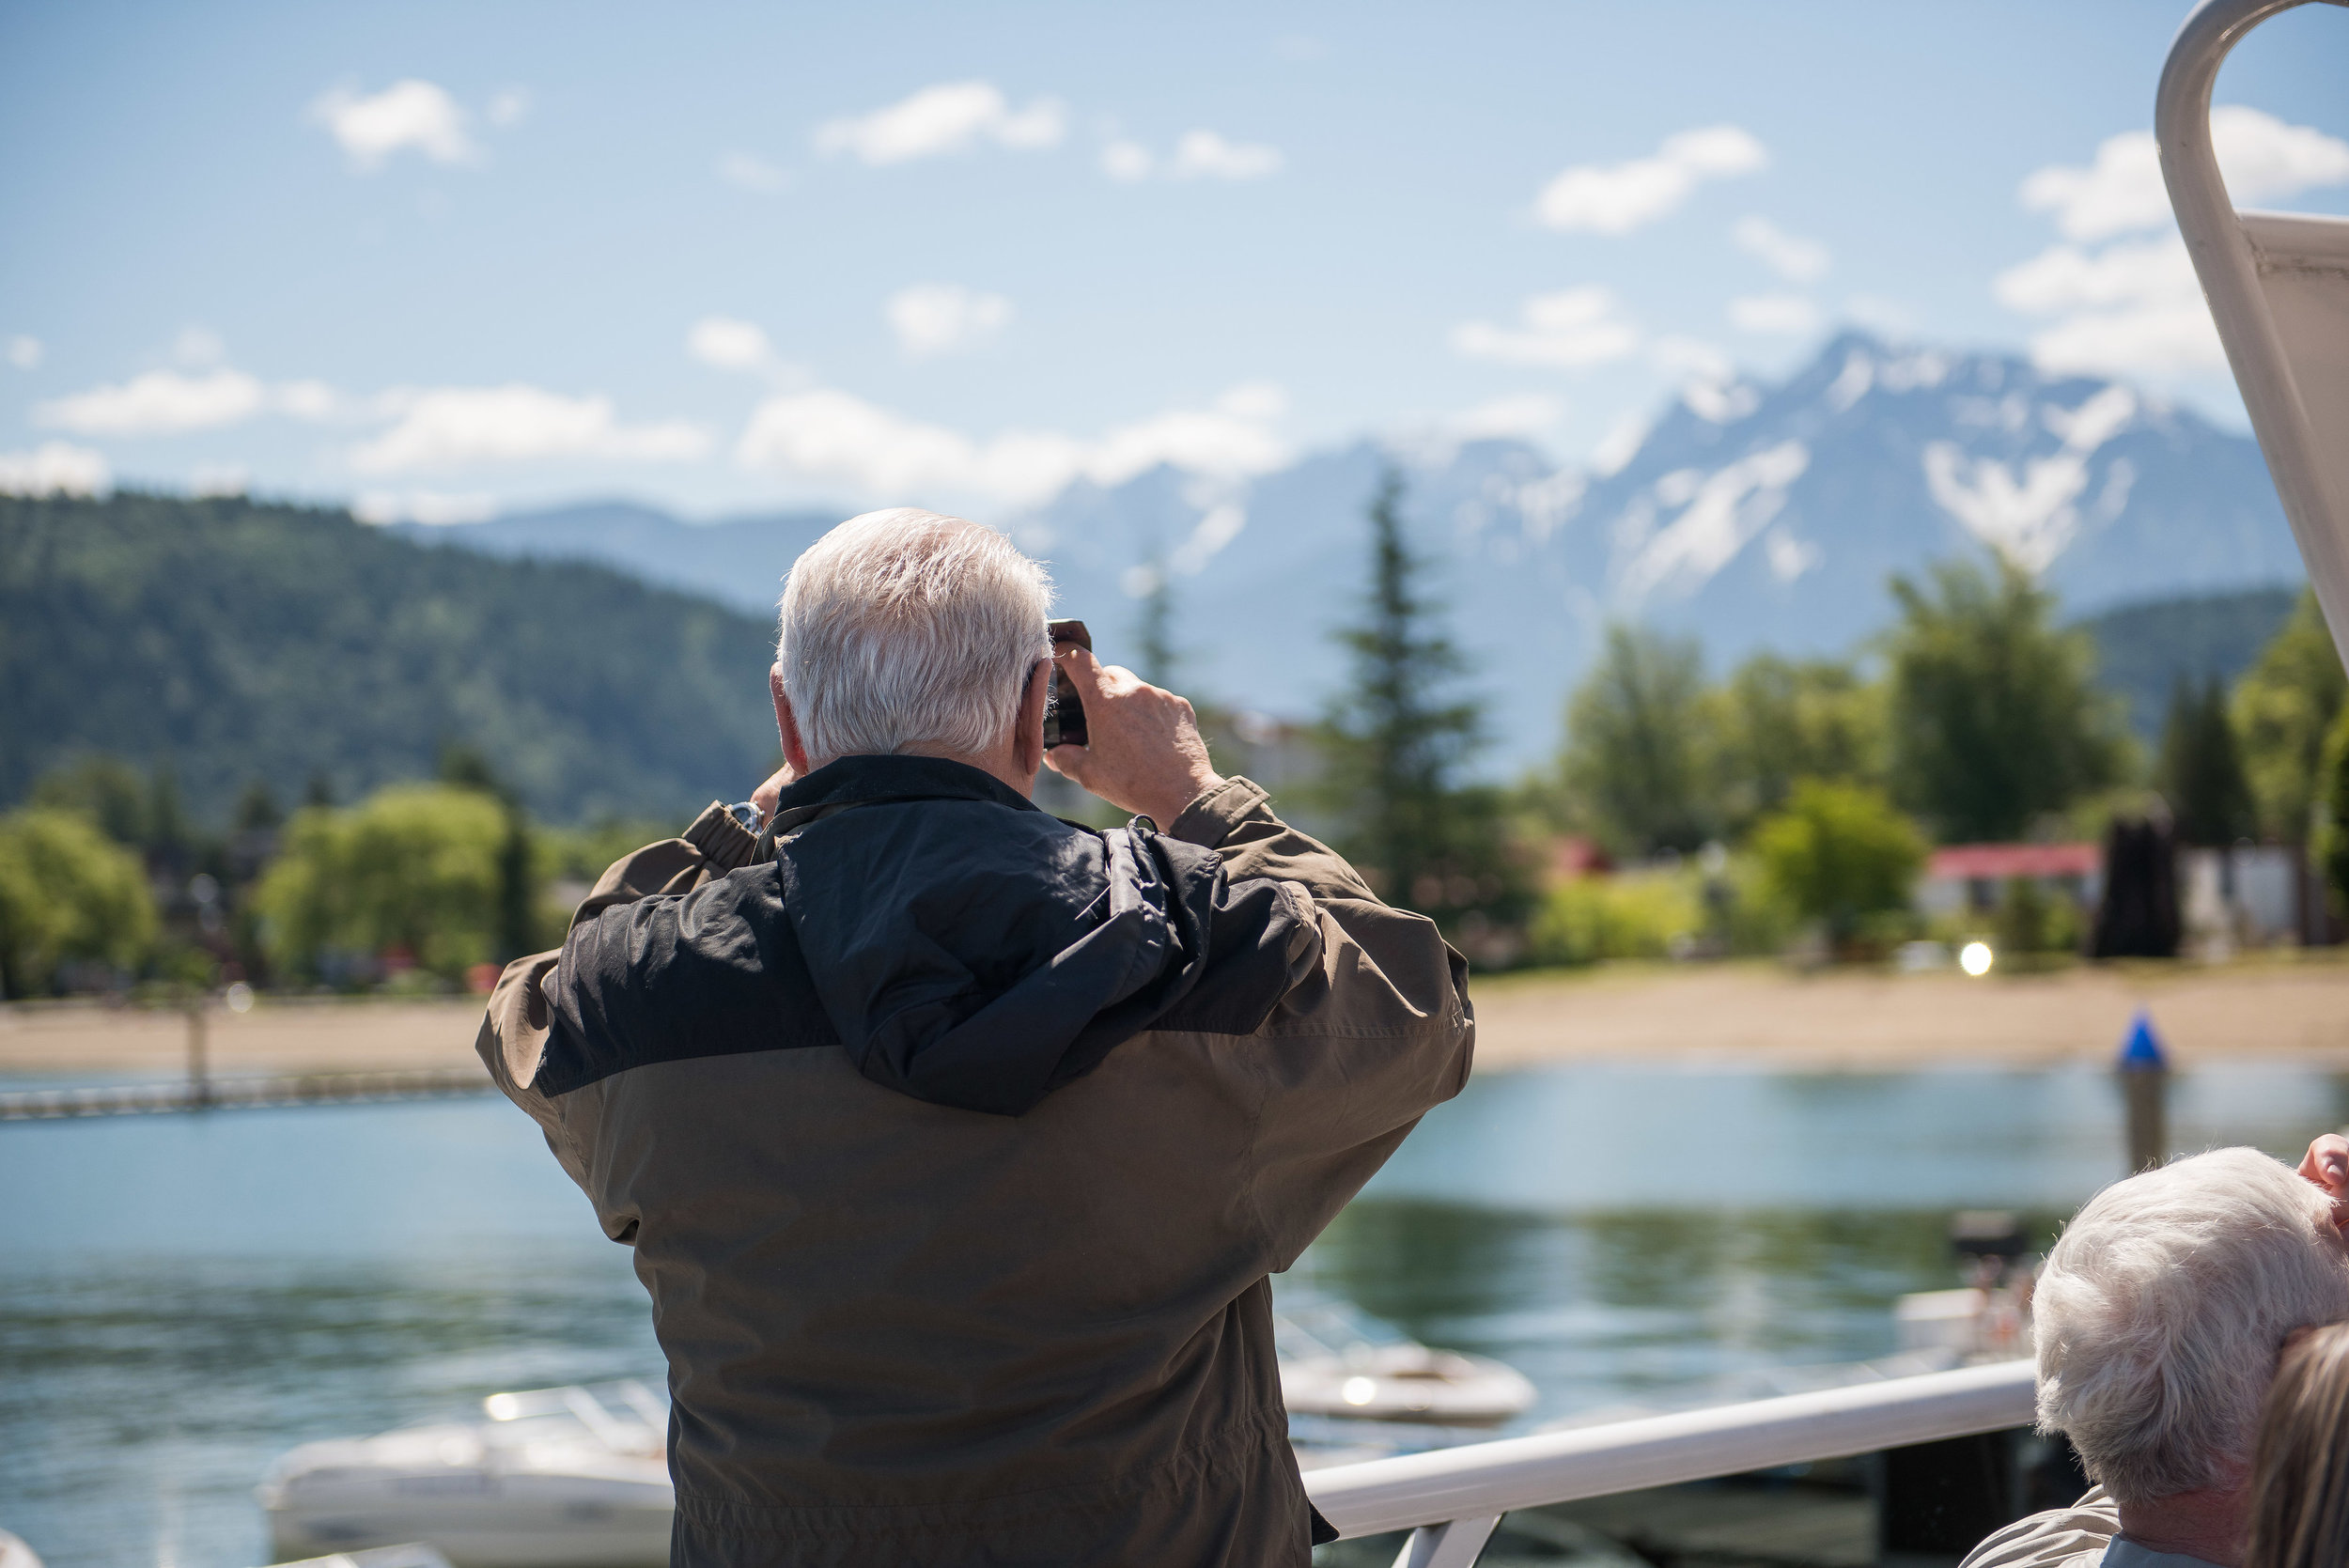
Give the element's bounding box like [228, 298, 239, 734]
[769, 756, 1230, 1116]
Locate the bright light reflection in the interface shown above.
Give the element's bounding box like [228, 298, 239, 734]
[1340, 1376, 1377, 1406]
[485, 1393, 521, 1421]
[1959, 941, 1994, 977]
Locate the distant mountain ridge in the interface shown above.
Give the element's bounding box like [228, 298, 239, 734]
[2, 494, 780, 824]
[411, 331, 2305, 768]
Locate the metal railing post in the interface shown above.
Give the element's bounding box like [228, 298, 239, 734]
[1391, 1515, 1500, 1568]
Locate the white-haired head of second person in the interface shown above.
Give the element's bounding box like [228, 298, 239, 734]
[775, 508, 1053, 766]
[2033, 1146, 2349, 1507]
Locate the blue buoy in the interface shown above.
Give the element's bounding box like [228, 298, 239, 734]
[2118, 1010, 2167, 1071]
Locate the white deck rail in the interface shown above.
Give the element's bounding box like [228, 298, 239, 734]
[2158, 0, 2349, 664]
[1300, 1359, 2036, 1568]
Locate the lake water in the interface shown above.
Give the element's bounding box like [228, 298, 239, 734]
[1, 1058, 2341, 1568]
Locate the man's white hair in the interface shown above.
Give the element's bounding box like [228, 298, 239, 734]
[2033, 1146, 2349, 1506]
[776, 507, 1052, 765]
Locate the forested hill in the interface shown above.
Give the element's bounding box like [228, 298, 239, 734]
[0, 492, 782, 825]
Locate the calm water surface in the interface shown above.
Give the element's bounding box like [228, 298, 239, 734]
[1, 1059, 2340, 1568]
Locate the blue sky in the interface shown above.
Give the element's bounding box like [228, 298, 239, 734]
[3, 0, 2345, 524]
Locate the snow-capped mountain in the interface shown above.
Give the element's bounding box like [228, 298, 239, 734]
[414, 331, 2302, 769]
[1010, 331, 2299, 763]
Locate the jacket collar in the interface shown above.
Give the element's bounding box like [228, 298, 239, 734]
[769, 753, 1039, 836]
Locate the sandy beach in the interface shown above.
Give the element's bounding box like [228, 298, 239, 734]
[5, 954, 2347, 1079]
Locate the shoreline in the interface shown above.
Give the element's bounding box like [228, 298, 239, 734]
[4, 954, 2346, 1079]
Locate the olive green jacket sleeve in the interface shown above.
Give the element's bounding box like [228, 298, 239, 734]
[1169, 777, 1476, 1270]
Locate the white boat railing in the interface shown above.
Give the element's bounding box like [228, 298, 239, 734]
[2158, 0, 2349, 665]
[1300, 1358, 2037, 1568]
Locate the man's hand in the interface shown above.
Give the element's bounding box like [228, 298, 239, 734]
[1044, 645, 1223, 828]
[2299, 1134, 2349, 1232]
[750, 764, 794, 825]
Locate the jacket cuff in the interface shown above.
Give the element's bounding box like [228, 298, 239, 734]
[682, 800, 767, 873]
[1167, 775, 1274, 849]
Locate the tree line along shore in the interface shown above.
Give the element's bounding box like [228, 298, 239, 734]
[1, 484, 2344, 1001]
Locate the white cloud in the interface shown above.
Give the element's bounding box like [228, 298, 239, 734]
[0, 441, 110, 497]
[33, 365, 352, 435]
[1100, 141, 1153, 181]
[735, 381, 1289, 505]
[1728, 293, 1821, 335]
[6, 335, 39, 370]
[36, 368, 268, 436]
[687, 316, 776, 371]
[350, 385, 710, 474]
[2020, 106, 2349, 241]
[717, 150, 790, 193]
[1532, 125, 1766, 235]
[885, 284, 1012, 357]
[274, 380, 346, 422]
[1732, 215, 1829, 283]
[1994, 233, 2222, 377]
[815, 82, 1065, 165]
[352, 489, 499, 525]
[1168, 131, 1283, 180]
[486, 87, 530, 128]
[310, 79, 476, 170]
[1438, 394, 1567, 442]
[1450, 287, 1641, 368]
[1988, 110, 2348, 379]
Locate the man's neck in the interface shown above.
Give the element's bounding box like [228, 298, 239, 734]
[2115, 1485, 2248, 1568]
[804, 747, 1034, 804]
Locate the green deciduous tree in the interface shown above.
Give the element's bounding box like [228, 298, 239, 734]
[1321, 470, 1526, 929]
[30, 755, 152, 847]
[1886, 557, 2129, 843]
[1713, 654, 1887, 833]
[1559, 625, 1718, 856]
[255, 784, 517, 981]
[2316, 703, 2349, 922]
[0, 808, 157, 997]
[2156, 675, 2255, 846]
[2232, 588, 2347, 843]
[1750, 780, 1927, 948]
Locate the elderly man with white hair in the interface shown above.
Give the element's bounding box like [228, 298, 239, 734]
[1964, 1145, 2349, 1568]
[477, 508, 1473, 1567]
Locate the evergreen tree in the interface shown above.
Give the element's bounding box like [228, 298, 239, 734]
[1886, 556, 2129, 842]
[2156, 675, 2255, 846]
[234, 781, 284, 834]
[1134, 553, 1176, 689]
[1320, 470, 1522, 928]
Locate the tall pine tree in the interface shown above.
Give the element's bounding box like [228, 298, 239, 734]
[1320, 470, 1526, 934]
[2157, 675, 2254, 846]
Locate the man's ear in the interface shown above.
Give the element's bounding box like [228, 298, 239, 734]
[772, 670, 812, 775]
[1012, 657, 1051, 778]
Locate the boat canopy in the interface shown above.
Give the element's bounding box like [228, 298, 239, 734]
[2160, 0, 2349, 663]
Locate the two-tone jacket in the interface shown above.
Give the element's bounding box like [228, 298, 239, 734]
[477, 755, 1474, 1567]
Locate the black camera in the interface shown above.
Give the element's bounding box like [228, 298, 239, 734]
[1043, 618, 1090, 748]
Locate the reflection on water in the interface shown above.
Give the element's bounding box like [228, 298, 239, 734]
[1299, 1202, 2048, 1419]
[0, 1060, 2340, 1567]
[0, 1249, 654, 1568]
